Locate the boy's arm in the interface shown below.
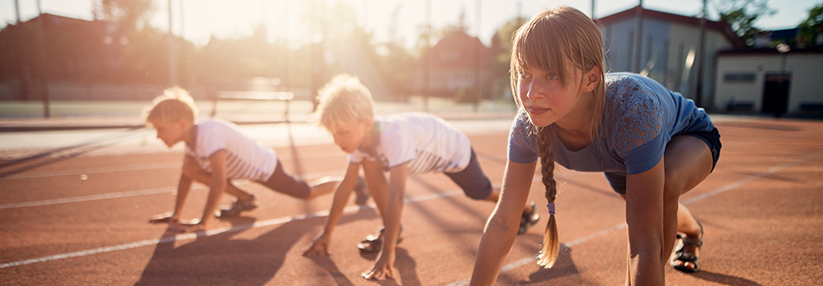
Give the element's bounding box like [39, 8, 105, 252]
[302, 162, 362, 256]
[363, 161, 408, 280]
[149, 155, 194, 224]
[201, 150, 229, 226]
[169, 171, 193, 223]
[177, 150, 228, 232]
[322, 162, 363, 235]
[470, 160, 536, 285]
[173, 155, 195, 215]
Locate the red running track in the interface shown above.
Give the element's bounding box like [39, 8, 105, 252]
[1, 116, 822, 285]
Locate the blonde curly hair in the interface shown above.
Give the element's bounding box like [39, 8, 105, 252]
[144, 87, 199, 127]
[311, 74, 375, 132]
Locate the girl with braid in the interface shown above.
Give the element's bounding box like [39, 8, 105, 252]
[470, 6, 721, 285]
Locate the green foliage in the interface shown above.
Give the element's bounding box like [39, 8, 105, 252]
[0, 0, 420, 100]
[714, 0, 777, 46]
[798, 3, 823, 46]
[488, 16, 526, 100]
[375, 42, 415, 101]
[93, 0, 154, 31]
[492, 16, 527, 63]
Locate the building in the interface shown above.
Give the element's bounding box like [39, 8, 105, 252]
[715, 46, 823, 116]
[598, 6, 742, 109]
[414, 29, 495, 101]
[0, 13, 168, 101]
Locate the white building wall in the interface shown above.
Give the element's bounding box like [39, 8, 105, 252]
[701, 29, 734, 109]
[785, 54, 823, 113]
[665, 23, 733, 108]
[715, 55, 776, 111]
[667, 24, 701, 96]
[600, 11, 736, 110]
[715, 53, 823, 114]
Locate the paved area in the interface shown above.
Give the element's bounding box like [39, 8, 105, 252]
[0, 113, 821, 285]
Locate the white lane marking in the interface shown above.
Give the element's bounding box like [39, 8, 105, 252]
[2, 162, 180, 179]
[444, 148, 823, 286]
[0, 190, 465, 269]
[496, 223, 630, 275]
[0, 187, 178, 209]
[681, 149, 823, 205]
[0, 171, 336, 209]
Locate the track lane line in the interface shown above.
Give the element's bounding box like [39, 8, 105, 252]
[0, 187, 177, 210]
[0, 190, 464, 269]
[0, 171, 336, 209]
[1, 162, 180, 180]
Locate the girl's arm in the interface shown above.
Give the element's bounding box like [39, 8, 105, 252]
[625, 157, 667, 285]
[303, 162, 362, 256]
[471, 160, 537, 285]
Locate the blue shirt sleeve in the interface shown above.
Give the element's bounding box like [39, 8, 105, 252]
[507, 110, 539, 164]
[607, 76, 666, 174]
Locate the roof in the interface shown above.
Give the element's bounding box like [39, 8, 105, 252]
[417, 30, 495, 69]
[770, 28, 799, 40]
[718, 45, 823, 56]
[597, 5, 744, 47]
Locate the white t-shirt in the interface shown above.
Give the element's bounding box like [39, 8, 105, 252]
[185, 119, 278, 182]
[350, 112, 472, 174]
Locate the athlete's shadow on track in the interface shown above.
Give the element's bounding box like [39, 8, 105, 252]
[308, 247, 419, 286]
[525, 245, 579, 283]
[135, 208, 377, 285]
[509, 242, 761, 285]
[494, 243, 582, 285]
[691, 270, 763, 285]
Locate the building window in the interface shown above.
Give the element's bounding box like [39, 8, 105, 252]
[723, 73, 756, 83]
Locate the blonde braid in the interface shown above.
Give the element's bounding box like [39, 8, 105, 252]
[508, 5, 606, 270]
[535, 126, 559, 268]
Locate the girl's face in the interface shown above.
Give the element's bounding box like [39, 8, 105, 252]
[517, 57, 585, 128]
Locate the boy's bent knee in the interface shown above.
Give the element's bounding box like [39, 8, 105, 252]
[261, 165, 313, 199]
[465, 186, 493, 200]
[182, 159, 206, 177]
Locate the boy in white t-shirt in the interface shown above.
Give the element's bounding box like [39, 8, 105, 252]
[144, 87, 367, 233]
[301, 75, 540, 280]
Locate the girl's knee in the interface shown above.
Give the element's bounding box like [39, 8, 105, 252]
[663, 178, 685, 203]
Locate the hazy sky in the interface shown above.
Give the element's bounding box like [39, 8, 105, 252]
[2, 0, 821, 48]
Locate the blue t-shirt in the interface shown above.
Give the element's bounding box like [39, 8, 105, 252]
[508, 72, 715, 175]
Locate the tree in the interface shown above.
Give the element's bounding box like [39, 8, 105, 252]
[489, 16, 526, 101]
[798, 3, 823, 46]
[714, 0, 777, 46]
[93, 0, 155, 31]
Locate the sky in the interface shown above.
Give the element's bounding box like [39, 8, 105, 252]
[2, 0, 821, 48]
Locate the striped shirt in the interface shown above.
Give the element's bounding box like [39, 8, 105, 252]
[350, 112, 471, 174]
[185, 119, 278, 182]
